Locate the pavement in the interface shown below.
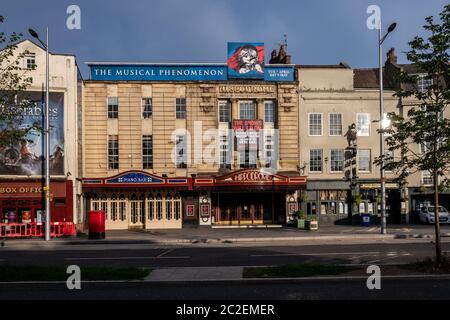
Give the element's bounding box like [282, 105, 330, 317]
[1, 224, 450, 247]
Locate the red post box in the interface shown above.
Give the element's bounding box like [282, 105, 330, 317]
[88, 210, 105, 239]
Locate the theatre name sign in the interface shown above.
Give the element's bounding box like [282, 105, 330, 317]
[89, 64, 294, 82]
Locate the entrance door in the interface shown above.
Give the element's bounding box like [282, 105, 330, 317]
[129, 194, 144, 228]
[145, 192, 182, 229]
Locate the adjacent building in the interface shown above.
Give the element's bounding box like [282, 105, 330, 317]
[0, 40, 83, 226]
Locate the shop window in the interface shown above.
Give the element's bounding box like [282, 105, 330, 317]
[176, 98, 186, 119]
[142, 97, 152, 118]
[107, 97, 118, 119]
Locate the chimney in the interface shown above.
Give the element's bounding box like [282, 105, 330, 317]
[386, 47, 397, 65]
[285, 55, 291, 64]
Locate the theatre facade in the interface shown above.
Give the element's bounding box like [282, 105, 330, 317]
[82, 44, 306, 230]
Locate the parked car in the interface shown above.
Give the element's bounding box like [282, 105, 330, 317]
[419, 206, 450, 224]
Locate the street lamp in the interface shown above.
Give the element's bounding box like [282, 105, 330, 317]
[29, 27, 50, 241]
[378, 21, 396, 235]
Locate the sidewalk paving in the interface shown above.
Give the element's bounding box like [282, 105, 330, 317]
[2, 224, 450, 247]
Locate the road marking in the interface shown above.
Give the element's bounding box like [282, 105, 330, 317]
[366, 253, 411, 264]
[250, 251, 380, 257]
[157, 249, 174, 258]
[64, 256, 190, 261]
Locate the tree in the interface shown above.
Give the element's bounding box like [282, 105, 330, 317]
[377, 5, 450, 263]
[0, 15, 39, 158]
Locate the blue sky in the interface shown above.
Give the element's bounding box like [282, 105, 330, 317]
[1, 0, 448, 78]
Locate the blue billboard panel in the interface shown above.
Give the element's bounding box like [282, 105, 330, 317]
[90, 65, 227, 81]
[264, 66, 295, 81]
[89, 64, 294, 82]
[227, 42, 265, 79]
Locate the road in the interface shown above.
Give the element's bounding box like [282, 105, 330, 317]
[2, 239, 450, 300]
[1, 240, 450, 267]
[1, 277, 450, 300]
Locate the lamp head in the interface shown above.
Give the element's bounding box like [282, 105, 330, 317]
[387, 23, 397, 33]
[28, 29, 39, 39]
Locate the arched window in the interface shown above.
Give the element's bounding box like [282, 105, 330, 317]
[166, 193, 172, 220]
[110, 194, 118, 221]
[119, 194, 127, 221]
[174, 193, 181, 220]
[91, 194, 99, 211]
[156, 193, 163, 220]
[147, 193, 155, 221]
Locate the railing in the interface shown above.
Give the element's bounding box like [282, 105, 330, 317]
[0, 222, 75, 238]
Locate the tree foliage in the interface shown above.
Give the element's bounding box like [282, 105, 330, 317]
[0, 15, 39, 149]
[376, 4, 450, 263]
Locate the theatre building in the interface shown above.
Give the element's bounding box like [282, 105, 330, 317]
[0, 40, 83, 226]
[82, 44, 307, 230]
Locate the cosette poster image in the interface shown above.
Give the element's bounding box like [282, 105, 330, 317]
[227, 42, 265, 79]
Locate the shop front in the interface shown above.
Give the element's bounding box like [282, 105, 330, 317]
[194, 169, 306, 226]
[0, 180, 73, 223]
[82, 171, 192, 230]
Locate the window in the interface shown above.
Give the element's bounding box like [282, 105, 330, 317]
[176, 135, 187, 168]
[142, 135, 153, 169]
[219, 101, 231, 123]
[264, 135, 274, 168]
[384, 150, 394, 171]
[358, 149, 371, 172]
[264, 101, 275, 123]
[219, 135, 230, 169]
[25, 54, 35, 69]
[108, 97, 118, 119]
[329, 113, 342, 136]
[108, 135, 119, 170]
[421, 171, 433, 185]
[142, 98, 152, 118]
[239, 101, 256, 120]
[176, 98, 186, 119]
[417, 74, 433, 93]
[309, 149, 323, 172]
[308, 113, 322, 136]
[330, 149, 344, 172]
[356, 113, 370, 136]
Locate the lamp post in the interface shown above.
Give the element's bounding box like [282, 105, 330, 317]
[378, 21, 396, 234]
[29, 27, 50, 241]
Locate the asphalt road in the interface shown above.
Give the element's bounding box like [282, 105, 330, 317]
[1, 240, 450, 268]
[1, 277, 450, 300]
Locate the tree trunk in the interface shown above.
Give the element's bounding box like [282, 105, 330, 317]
[433, 169, 442, 263]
